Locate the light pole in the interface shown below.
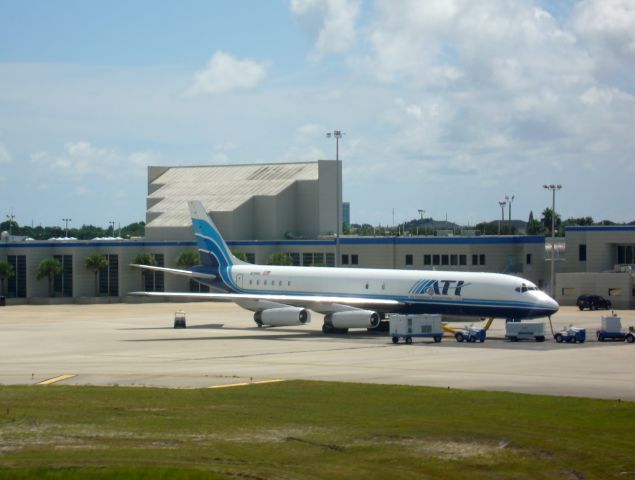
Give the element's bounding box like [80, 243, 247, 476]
[6, 209, 15, 236]
[109, 220, 115, 237]
[326, 130, 344, 267]
[418, 209, 425, 235]
[62, 218, 72, 238]
[505, 195, 514, 223]
[498, 201, 506, 235]
[543, 184, 562, 297]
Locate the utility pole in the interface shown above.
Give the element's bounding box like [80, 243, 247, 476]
[109, 221, 115, 237]
[326, 130, 344, 267]
[505, 195, 514, 223]
[6, 209, 15, 236]
[543, 184, 562, 297]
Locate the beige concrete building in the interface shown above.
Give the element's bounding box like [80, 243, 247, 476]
[145, 161, 340, 241]
[556, 226, 635, 309]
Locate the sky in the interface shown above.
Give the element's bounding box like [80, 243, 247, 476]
[1, 0, 634, 229]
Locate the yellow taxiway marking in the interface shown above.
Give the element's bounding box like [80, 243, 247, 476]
[208, 379, 286, 389]
[37, 374, 77, 386]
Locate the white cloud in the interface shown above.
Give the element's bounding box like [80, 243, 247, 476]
[290, 0, 362, 60]
[572, 0, 635, 80]
[0, 143, 11, 164]
[185, 51, 268, 97]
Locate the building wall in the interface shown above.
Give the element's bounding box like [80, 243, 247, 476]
[1, 235, 546, 302]
[557, 272, 634, 309]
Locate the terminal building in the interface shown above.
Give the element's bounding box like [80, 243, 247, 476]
[4, 160, 630, 307]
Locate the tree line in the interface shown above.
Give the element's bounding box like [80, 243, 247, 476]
[0, 220, 146, 240]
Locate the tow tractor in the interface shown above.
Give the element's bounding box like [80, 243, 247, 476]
[443, 318, 492, 343]
[554, 326, 586, 343]
[597, 314, 635, 343]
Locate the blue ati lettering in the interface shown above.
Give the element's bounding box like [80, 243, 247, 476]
[425, 280, 466, 296]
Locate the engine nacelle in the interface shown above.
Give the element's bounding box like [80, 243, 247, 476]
[254, 307, 311, 327]
[324, 310, 381, 329]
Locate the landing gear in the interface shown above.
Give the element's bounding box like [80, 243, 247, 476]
[322, 324, 349, 334]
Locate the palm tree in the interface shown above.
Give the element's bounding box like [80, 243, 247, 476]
[132, 253, 157, 290]
[85, 254, 107, 296]
[267, 252, 293, 266]
[0, 260, 15, 296]
[36, 258, 63, 297]
[176, 251, 200, 269]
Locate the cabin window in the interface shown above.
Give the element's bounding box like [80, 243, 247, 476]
[405, 254, 413, 265]
[256, 280, 260, 285]
[365, 283, 369, 289]
[249, 280, 253, 285]
[381, 282, 386, 290]
[278, 280, 282, 286]
[288, 281, 291, 286]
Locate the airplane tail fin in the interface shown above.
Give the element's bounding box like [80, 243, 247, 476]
[188, 200, 246, 270]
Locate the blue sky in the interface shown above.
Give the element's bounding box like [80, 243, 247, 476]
[1, 0, 634, 229]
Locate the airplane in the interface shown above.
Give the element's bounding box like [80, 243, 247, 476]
[131, 201, 559, 333]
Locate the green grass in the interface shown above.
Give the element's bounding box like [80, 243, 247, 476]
[0, 381, 634, 479]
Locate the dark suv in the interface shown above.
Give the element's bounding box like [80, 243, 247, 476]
[576, 294, 612, 311]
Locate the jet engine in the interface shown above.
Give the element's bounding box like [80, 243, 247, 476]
[323, 310, 381, 329]
[254, 307, 311, 327]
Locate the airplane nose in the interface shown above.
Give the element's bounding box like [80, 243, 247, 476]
[544, 295, 559, 314]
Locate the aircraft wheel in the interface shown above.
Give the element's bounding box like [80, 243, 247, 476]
[405, 337, 412, 345]
[392, 336, 399, 344]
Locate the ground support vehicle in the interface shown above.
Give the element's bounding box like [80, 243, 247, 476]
[390, 314, 443, 344]
[505, 321, 545, 342]
[554, 326, 586, 343]
[596, 315, 635, 343]
[174, 310, 186, 329]
[453, 326, 486, 343]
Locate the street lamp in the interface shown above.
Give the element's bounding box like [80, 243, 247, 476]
[109, 220, 116, 237]
[505, 195, 515, 223]
[417, 209, 425, 236]
[543, 184, 562, 297]
[62, 218, 72, 238]
[498, 201, 506, 235]
[6, 209, 15, 236]
[326, 130, 344, 267]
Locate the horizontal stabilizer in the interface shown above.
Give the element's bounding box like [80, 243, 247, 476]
[129, 264, 216, 280]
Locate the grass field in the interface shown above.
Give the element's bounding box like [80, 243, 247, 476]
[0, 381, 634, 479]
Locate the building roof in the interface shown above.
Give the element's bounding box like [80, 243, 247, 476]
[146, 162, 319, 227]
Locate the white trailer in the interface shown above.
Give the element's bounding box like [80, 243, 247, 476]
[390, 314, 443, 344]
[505, 321, 545, 342]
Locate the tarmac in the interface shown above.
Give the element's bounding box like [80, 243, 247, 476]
[0, 302, 633, 400]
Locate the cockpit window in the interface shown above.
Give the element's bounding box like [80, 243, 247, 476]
[515, 283, 538, 293]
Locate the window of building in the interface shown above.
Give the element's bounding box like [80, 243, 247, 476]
[479, 254, 486, 266]
[441, 254, 449, 265]
[472, 254, 478, 266]
[314, 253, 324, 265]
[526, 253, 532, 265]
[351, 254, 359, 265]
[245, 253, 256, 264]
[326, 253, 335, 267]
[617, 245, 634, 264]
[53, 255, 73, 297]
[450, 254, 457, 266]
[608, 288, 622, 297]
[459, 255, 467, 266]
[99, 254, 119, 297]
[579, 244, 587, 262]
[143, 254, 164, 292]
[342, 254, 349, 265]
[405, 254, 413, 266]
[433, 254, 440, 265]
[289, 252, 300, 266]
[302, 253, 313, 266]
[561, 288, 576, 296]
[7, 255, 27, 298]
[424, 254, 432, 266]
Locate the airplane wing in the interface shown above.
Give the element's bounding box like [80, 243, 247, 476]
[129, 264, 216, 280]
[129, 290, 402, 312]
